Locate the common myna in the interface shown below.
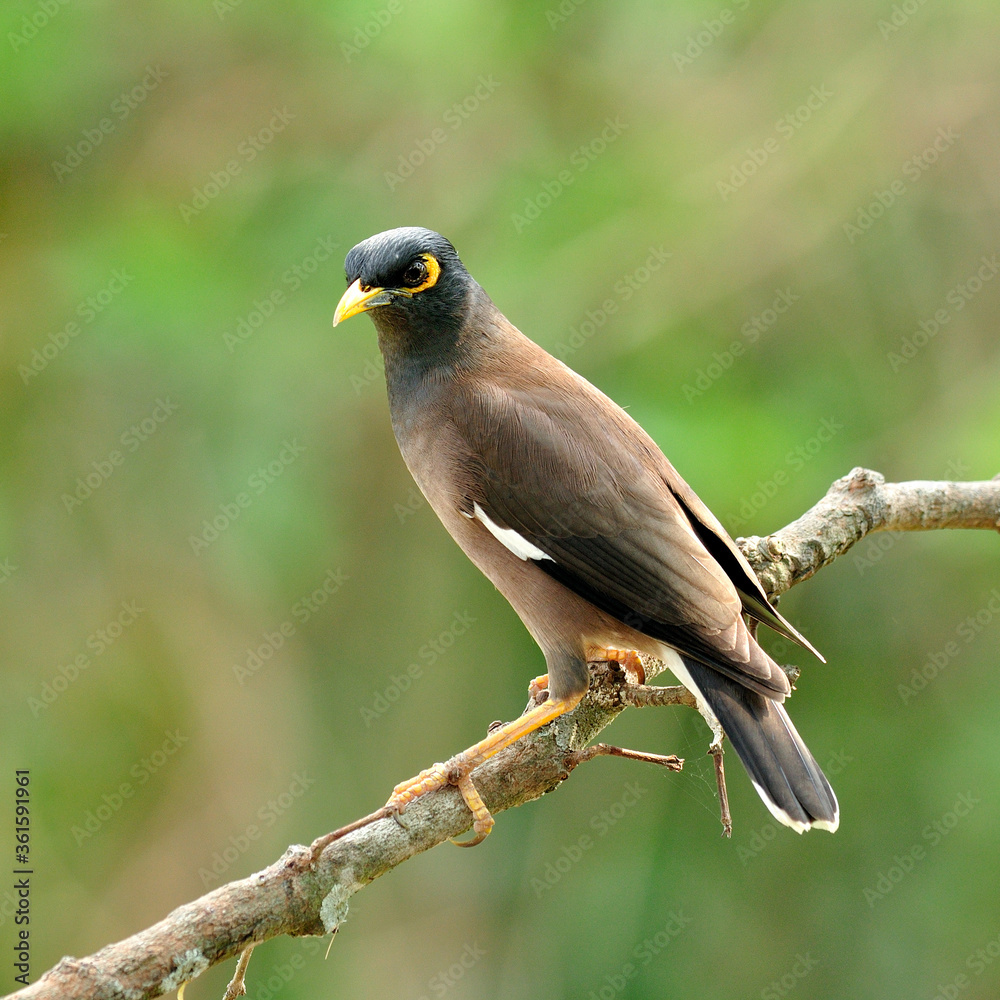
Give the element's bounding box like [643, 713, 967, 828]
[333, 227, 839, 842]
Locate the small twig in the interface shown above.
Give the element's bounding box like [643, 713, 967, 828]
[709, 743, 732, 838]
[622, 680, 735, 834]
[568, 743, 684, 771]
[324, 931, 338, 960]
[221, 947, 255, 1000]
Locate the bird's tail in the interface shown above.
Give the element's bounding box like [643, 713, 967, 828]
[681, 657, 839, 833]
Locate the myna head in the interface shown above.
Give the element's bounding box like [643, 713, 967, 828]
[333, 227, 475, 348]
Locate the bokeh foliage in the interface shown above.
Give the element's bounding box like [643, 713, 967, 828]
[2, 1, 1000, 998]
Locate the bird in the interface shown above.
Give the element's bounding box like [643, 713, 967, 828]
[333, 226, 839, 845]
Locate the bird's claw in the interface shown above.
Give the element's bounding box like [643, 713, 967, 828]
[448, 770, 495, 846]
[386, 758, 496, 847]
[451, 816, 494, 848]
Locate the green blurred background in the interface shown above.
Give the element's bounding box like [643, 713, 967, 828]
[2, 1, 1000, 997]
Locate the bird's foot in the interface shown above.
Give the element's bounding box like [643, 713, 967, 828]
[592, 647, 646, 685]
[387, 762, 450, 813]
[386, 690, 585, 847]
[386, 754, 496, 847]
[528, 673, 549, 701]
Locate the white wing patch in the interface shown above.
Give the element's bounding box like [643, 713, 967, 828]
[472, 503, 554, 562]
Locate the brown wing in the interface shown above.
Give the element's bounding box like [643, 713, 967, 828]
[450, 372, 795, 698]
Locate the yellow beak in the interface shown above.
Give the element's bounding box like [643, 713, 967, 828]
[333, 279, 396, 326]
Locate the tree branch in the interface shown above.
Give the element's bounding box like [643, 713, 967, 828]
[737, 467, 1000, 599]
[9, 469, 998, 1000]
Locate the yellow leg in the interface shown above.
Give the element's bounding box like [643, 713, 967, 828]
[387, 690, 585, 845]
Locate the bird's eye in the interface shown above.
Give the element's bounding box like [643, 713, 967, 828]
[403, 260, 428, 287]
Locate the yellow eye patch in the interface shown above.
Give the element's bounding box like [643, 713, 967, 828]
[408, 253, 441, 294]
